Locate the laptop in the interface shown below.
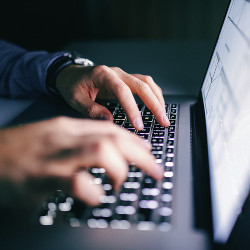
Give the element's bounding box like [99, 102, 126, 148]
[1, 0, 249, 249]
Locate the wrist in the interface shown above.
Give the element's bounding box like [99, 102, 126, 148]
[46, 52, 94, 95]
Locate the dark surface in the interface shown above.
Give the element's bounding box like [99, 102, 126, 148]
[66, 40, 214, 97]
[0, 0, 229, 51]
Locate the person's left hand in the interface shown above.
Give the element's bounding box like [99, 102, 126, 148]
[55, 65, 170, 130]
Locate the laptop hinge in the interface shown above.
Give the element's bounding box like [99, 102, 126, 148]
[190, 93, 213, 235]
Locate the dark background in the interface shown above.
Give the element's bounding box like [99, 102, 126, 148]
[0, 0, 230, 52]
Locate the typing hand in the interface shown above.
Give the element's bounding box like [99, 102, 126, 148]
[55, 65, 170, 130]
[0, 117, 163, 207]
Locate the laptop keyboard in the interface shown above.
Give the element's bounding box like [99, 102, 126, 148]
[39, 102, 178, 232]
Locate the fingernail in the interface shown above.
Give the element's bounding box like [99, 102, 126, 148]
[100, 113, 111, 120]
[162, 114, 170, 127]
[134, 117, 144, 130]
[154, 165, 164, 179]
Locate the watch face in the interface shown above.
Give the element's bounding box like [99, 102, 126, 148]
[74, 58, 94, 66]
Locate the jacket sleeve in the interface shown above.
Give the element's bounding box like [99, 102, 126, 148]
[0, 39, 66, 98]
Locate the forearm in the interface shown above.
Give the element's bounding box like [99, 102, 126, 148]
[0, 39, 65, 98]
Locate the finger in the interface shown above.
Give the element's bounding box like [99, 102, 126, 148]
[132, 74, 166, 111]
[68, 92, 113, 121]
[115, 137, 164, 180]
[48, 134, 129, 191]
[89, 137, 128, 191]
[92, 67, 144, 130]
[112, 68, 169, 127]
[73, 171, 105, 206]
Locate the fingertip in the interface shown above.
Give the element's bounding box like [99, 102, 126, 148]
[162, 115, 170, 127]
[134, 117, 144, 130]
[73, 171, 105, 207]
[153, 164, 164, 180]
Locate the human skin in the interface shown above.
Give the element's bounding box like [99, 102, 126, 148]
[0, 64, 168, 209]
[56, 65, 170, 130]
[0, 118, 163, 207]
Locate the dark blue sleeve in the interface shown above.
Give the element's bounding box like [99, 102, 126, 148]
[0, 39, 66, 98]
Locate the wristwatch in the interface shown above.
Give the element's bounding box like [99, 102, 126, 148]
[46, 52, 94, 94]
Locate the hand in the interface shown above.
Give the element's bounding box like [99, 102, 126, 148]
[55, 65, 170, 130]
[0, 117, 163, 208]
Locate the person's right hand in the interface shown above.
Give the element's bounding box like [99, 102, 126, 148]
[0, 117, 163, 208]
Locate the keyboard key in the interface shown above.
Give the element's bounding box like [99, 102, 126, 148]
[127, 172, 142, 178]
[127, 128, 136, 133]
[153, 125, 166, 131]
[114, 114, 126, 120]
[110, 220, 131, 229]
[158, 222, 172, 231]
[142, 188, 160, 196]
[151, 138, 164, 144]
[123, 182, 140, 189]
[138, 134, 149, 140]
[167, 140, 174, 146]
[139, 200, 158, 210]
[116, 206, 136, 215]
[152, 131, 165, 137]
[87, 219, 108, 228]
[166, 157, 173, 162]
[162, 182, 173, 190]
[143, 110, 152, 116]
[161, 194, 173, 203]
[170, 108, 177, 114]
[99, 195, 117, 204]
[166, 148, 174, 153]
[137, 221, 156, 231]
[114, 120, 124, 126]
[143, 122, 153, 128]
[143, 116, 154, 122]
[92, 208, 112, 218]
[164, 172, 174, 178]
[168, 133, 175, 139]
[159, 207, 172, 217]
[120, 193, 138, 202]
[165, 162, 174, 167]
[153, 154, 162, 159]
[168, 126, 175, 132]
[152, 146, 163, 151]
[138, 128, 150, 134]
[143, 177, 156, 188]
[124, 122, 134, 128]
[169, 114, 176, 120]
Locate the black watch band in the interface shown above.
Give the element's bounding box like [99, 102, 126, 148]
[46, 53, 94, 94]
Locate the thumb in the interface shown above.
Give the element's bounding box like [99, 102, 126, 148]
[68, 93, 113, 121]
[82, 98, 113, 121]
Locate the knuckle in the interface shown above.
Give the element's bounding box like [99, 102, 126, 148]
[115, 82, 130, 93]
[157, 85, 163, 94]
[111, 66, 122, 72]
[137, 80, 150, 91]
[51, 116, 69, 127]
[143, 75, 153, 83]
[87, 104, 98, 117]
[92, 65, 109, 76]
[94, 138, 109, 156]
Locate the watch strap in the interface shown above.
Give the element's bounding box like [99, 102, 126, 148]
[46, 53, 94, 94]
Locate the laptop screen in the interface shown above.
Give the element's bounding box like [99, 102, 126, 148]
[201, 0, 250, 243]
